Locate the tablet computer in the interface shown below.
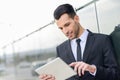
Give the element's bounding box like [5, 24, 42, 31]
[35, 57, 76, 80]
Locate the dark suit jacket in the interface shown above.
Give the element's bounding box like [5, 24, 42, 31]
[56, 30, 118, 80]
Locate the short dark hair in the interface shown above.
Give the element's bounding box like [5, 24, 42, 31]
[53, 4, 76, 20]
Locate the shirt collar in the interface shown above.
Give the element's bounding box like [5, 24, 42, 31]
[80, 29, 89, 43]
[71, 29, 89, 43]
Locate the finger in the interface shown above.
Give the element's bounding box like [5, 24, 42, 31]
[50, 75, 55, 80]
[69, 62, 76, 67]
[49, 76, 55, 80]
[74, 63, 80, 72]
[39, 74, 47, 79]
[40, 74, 52, 80]
[46, 75, 53, 79]
[81, 65, 87, 75]
[81, 63, 90, 75]
[78, 63, 84, 76]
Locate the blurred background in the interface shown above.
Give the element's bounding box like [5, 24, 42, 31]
[0, 0, 120, 80]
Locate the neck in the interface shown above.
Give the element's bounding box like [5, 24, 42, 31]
[77, 25, 85, 38]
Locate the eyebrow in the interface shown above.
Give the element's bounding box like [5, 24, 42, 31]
[64, 22, 70, 27]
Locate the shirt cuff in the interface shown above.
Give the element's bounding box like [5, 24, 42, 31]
[89, 65, 97, 76]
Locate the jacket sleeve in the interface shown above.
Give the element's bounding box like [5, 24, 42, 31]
[95, 35, 119, 80]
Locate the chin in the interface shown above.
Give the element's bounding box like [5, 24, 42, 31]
[67, 34, 74, 39]
[67, 35, 75, 39]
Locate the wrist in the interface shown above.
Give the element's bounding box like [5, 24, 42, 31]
[89, 65, 96, 74]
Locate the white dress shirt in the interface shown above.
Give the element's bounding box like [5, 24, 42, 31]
[70, 29, 89, 61]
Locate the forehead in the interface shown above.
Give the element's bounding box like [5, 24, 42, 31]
[55, 14, 72, 27]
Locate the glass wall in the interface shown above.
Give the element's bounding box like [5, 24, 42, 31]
[77, 0, 120, 34]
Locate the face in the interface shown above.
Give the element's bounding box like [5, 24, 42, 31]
[55, 13, 80, 40]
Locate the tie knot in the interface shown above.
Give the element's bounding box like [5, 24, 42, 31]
[76, 39, 81, 44]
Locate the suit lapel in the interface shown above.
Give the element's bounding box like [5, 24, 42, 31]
[83, 31, 95, 62]
[66, 40, 76, 62]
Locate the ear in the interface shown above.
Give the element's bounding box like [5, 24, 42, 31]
[74, 15, 79, 22]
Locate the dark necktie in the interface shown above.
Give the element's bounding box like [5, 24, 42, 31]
[76, 39, 82, 61]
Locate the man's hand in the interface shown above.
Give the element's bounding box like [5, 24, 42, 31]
[69, 61, 96, 76]
[39, 74, 55, 80]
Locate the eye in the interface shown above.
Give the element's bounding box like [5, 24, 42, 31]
[58, 27, 63, 30]
[64, 22, 70, 27]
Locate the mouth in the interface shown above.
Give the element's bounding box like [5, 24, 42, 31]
[66, 32, 73, 39]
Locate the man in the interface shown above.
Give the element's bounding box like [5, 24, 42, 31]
[39, 4, 118, 80]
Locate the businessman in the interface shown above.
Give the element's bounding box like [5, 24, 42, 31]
[39, 4, 119, 80]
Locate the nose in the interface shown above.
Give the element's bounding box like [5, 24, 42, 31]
[63, 28, 69, 35]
